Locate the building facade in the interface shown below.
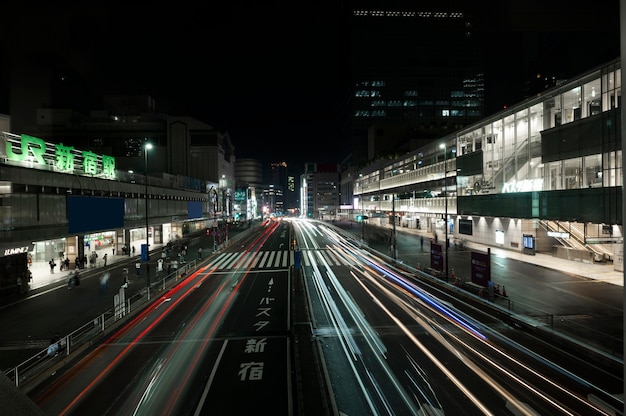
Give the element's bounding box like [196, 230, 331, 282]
[0, 131, 217, 290]
[353, 58, 623, 272]
[302, 163, 341, 220]
[346, 1, 485, 165]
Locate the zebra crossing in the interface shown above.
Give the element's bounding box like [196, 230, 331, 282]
[209, 249, 354, 270]
[209, 250, 293, 270]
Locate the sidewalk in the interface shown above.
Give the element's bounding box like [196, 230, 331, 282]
[26, 243, 165, 292]
[350, 221, 624, 287]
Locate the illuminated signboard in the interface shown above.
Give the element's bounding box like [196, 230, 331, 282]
[547, 231, 570, 239]
[502, 179, 543, 193]
[2, 133, 116, 179]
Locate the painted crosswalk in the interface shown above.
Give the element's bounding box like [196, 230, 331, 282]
[209, 249, 354, 270]
[209, 250, 293, 270]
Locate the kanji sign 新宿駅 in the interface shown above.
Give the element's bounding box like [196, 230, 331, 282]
[2, 133, 116, 179]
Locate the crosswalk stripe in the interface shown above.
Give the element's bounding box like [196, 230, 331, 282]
[267, 251, 276, 266]
[209, 250, 352, 270]
[258, 251, 270, 268]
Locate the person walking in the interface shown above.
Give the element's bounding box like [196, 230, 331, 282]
[135, 261, 141, 277]
[122, 268, 129, 285]
[64, 257, 70, 271]
[67, 272, 74, 290]
[103, 253, 108, 267]
[198, 247, 202, 261]
[420, 235, 424, 251]
[75, 257, 80, 270]
[49, 258, 56, 273]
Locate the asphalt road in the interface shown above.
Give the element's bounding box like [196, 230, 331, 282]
[336, 221, 623, 357]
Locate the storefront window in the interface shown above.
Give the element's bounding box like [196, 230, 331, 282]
[544, 95, 561, 128]
[584, 154, 602, 188]
[583, 78, 601, 117]
[563, 158, 582, 189]
[561, 86, 581, 125]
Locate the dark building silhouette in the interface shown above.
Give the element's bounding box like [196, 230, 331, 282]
[344, 1, 485, 165]
[271, 161, 299, 216]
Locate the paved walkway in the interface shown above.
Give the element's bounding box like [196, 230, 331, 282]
[24, 243, 167, 293]
[16, 224, 625, 297]
[349, 221, 624, 287]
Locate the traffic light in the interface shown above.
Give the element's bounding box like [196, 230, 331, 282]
[356, 215, 363, 222]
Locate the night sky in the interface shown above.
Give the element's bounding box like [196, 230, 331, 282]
[0, 2, 621, 168]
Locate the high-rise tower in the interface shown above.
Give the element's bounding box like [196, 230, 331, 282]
[345, 1, 484, 164]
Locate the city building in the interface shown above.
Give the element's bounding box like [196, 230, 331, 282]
[301, 163, 341, 220]
[345, 1, 485, 165]
[0, 130, 215, 292]
[270, 161, 299, 216]
[353, 57, 623, 273]
[235, 158, 263, 221]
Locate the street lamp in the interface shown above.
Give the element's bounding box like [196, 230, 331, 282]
[439, 143, 448, 279]
[144, 142, 153, 296]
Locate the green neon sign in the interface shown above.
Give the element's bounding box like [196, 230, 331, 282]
[5, 134, 116, 179]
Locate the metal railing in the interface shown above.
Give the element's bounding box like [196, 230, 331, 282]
[5, 261, 197, 391]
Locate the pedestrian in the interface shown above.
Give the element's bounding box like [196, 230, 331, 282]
[103, 253, 108, 266]
[99, 272, 110, 294]
[198, 247, 202, 260]
[135, 261, 141, 276]
[132, 245, 136, 255]
[157, 258, 163, 275]
[27, 253, 32, 268]
[112, 248, 115, 256]
[59, 257, 65, 271]
[49, 258, 56, 273]
[74, 270, 80, 286]
[75, 257, 80, 270]
[122, 268, 129, 284]
[67, 272, 74, 289]
[64, 257, 70, 271]
[420, 235, 424, 250]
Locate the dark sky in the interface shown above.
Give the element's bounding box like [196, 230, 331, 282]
[1, 2, 621, 168]
[89, 3, 347, 166]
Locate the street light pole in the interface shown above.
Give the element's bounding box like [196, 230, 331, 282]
[439, 143, 448, 279]
[144, 142, 153, 296]
[391, 193, 396, 259]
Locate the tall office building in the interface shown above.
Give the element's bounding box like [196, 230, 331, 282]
[346, 1, 484, 165]
[271, 161, 299, 215]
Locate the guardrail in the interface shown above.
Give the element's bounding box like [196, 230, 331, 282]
[324, 220, 623, 361]
[5, 260, 197, 392]
[4, 223, 259, 392]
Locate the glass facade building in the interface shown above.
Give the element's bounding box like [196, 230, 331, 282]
[353, 58, 623, 271]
